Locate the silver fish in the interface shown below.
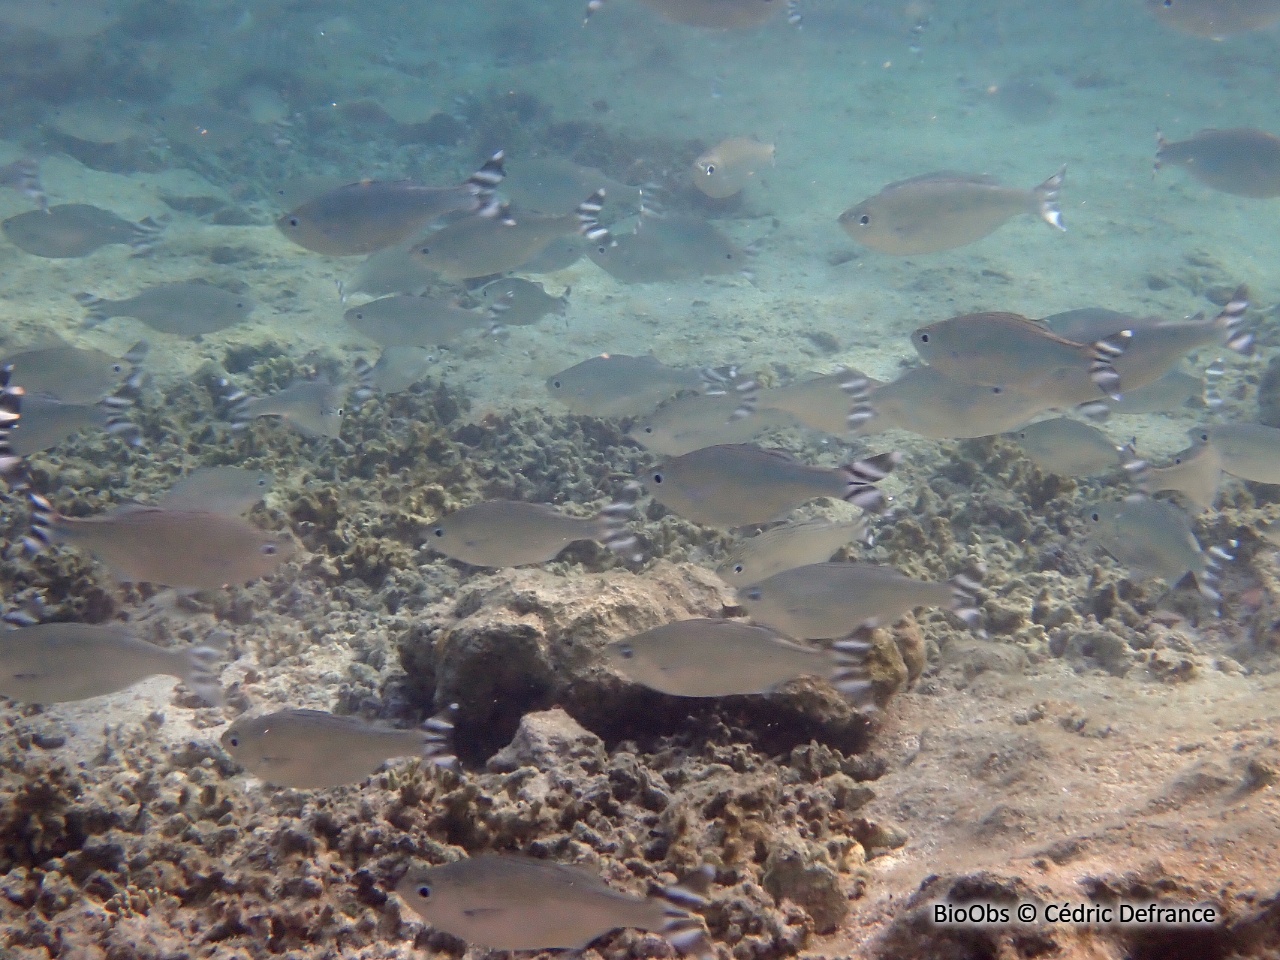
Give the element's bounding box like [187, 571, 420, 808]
[76, 282, 255, 337]
[0, 340, 146, 404]
[348, 244, 438, 297]
[630, 393, 790, 457]
[0, 623, 223, 705]
[26, 493, 295, 591]
[1132, 441, 1223, 514]
[358, 347, 436, 395]
[839, 168, 1064, 255]
[220, 707, 454, 789]
[223, 379, 346, 439]
[10, 392, 138, 455]
[589, 214, 743, 283]
[344, 294, 491, 348]
[740, 562, 983, 639]
[412, 191, 609, 280]
[546, 354, 706, 419]
[158, 466, 273, 516]
[397, 854, 710, 955]
[1196, 422, 1280, 485]
[1084, 496, 1232, 599]
[475, 277, 568, 326]
[427, 498, 638, 567]
[503, 156, 639, 215]
[641, 444, 899, 529]
[692, 137, 775, 199]
[1146, 0, 1280, 38]
[912, 311, 1131, 399]
[2, 204, 162, 259]
[717, 518, 868, 586]
[276, 153, 505, 256]
[605, 619, 874, 699]
[758, 370, 866, 436]
[1010, 418, 1124, 477]
[854, 366, 1048, 440]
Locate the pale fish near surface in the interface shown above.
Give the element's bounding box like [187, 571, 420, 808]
[1157, 128, 1280, 197]
[396, 854, 711, 955]
[426, 498, 638, 567]
[839, 167, 1065, 255]
[220, 706, 454, 789]
[276, 152, 506, 256]
[692, 137, 775, 199]
[739, 562, 984, 639]
[26, 493, 295, 591]
[641, 443, 899, 529]
[0, 623, 224, 705]
[1083, 496, 1233, 600]
[76, 282, 255, 338]
[717, 518, 869, 586]
[604, 619, 875, 701]
[1145, 0, 1280, 38]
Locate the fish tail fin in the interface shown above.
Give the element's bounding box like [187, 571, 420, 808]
[828, 628, 878, 705]
[24, 491, 56, 555]
[466, 150, 507, 217]
[1076, 399, 1112, 422]
[699, 366, 758, 421]
[0, 365, 25, 479]
[121, 339, 150, 391]
[129, 217, 164, 256]
[1119, 442, 1151, 492]
[420, 702, 458, 768]
[216, 377, 254, 431]
[948, 567, 986, 636]
[1203, 358, 1225, 410]
[842, 373, 877, 432]
[657, 866, 714, 959]
[594, 482, 643, 563]
[75, 292, 111, 326]
[183, 633, 230, 706]
[98, 392, 144, 447]
[1087, 330, 1133, 401]
[1198, 539, 1238, 603]
[576, 189, 614, 249]
[837, 451, 901, 514]
[0, 157, 47, 210]
[1213, 285, 1253, 356]
[1034, 165, 1066, 231]
[352, 355, 377, 402]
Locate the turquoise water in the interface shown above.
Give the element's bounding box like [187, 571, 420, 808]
[1, 1, 1279, 957]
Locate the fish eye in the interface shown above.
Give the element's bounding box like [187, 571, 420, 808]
[417, 885, 431, 900]
[261, 543, 278, 556]
[991, 386, 1004, 395]
[433, 527, 445, 538]
[336, 408, 344, 417]
[733, 563, 744, 574]
[288, 217, 299, 228]
[651, 472, 663, 484]
[642, 426, 653, 434]
[227, 735, 239, 747]
[1090, 512, 1101, 522]
[552, 379, 562, 389]
[618, 644, 635, 659]
[918, 333, 930, 343]
[236, 301, 244, 309]
[354, 312, 364, 320]
[112, 363, 125, 374]
[703, 163, 716, 176]
[1163, 0, 1172, 6]
[257, 477, 268, 487]
[419, 246, 430, 255]
[858, 214, 870, 226]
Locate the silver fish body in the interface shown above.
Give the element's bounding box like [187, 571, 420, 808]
[158, 466, 273, 516]
[1011, 418, 1123, 477]
[76, 282, 254, 337]
[220, 708, 453, 789]
[855, 365, 1048, 440]
[2, 203, 161, 258]
[839, 168, 1064, 255]
[642, 444, 899, 529]
[226, 379, 346, 439]
[630, 392, 787, 457]
[547, 354, 705, 419]
[0, 342, 144, 404]
[28, 496, 294, 590]
[427, 499, 637, 567]
[692, 137, 774, 199]
[344, 294, 490, 348]
[1157, 127, 1280, 197]
[739, 562, 983, 639]
[0, 623, 223, 705]
[1083, 497, 1229, 598]
[9, 392, 135, 455]
[717, 518, 868, 586]
[397, 854, 709, 954]
[1134, 442, 1224, 514]
[1198, 422, 1280, 484]
[604, 619, 873, 699]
